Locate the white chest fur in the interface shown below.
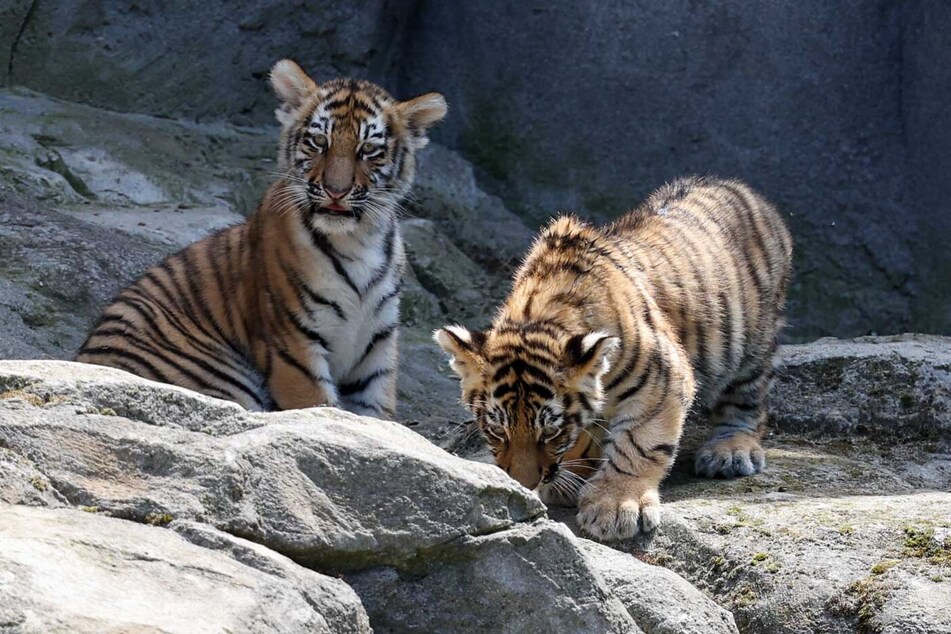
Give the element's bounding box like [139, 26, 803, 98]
[290, 218, 403, 383]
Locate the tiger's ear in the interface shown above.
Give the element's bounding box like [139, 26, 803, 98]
[398, 93, 447, 149]
[562, 332, 620, 381]
[433, 325, 485, 379]
[270, 59, 318, 125]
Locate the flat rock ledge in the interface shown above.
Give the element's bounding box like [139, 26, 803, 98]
[0, 360, 736, 634]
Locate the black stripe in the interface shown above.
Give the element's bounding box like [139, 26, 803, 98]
[374, 284, 402, 315]
[95, 313, 266, 409]
[79, 346, 170, 383]
[360, 325, 396, 363]
[608, 454, 636, 477]
[629, 431, 660, 464]
[616, 353, 657, 402]
[275, 347, 316, 381]
[492, 359, 551, 384]
[179, 249, 232, 345]
[362, 221, 397, 292]
[116, 291, 253, 382]
[282, 306, 330, 350]
[339, 368, 393, 396]
[308, 231, 359, 295]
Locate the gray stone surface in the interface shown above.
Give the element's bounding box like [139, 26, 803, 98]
[579, 539, 739, 634]
[0, 360, 739, 634]
[348, 520, 738, 634]
[0, 504, 370, 634]
[771, 335, 951, 443]
[0, 186, 170, 360]
[2, 0, 400, 126]
[0, 89, 272, 212]
[397, 1, 951, 341]
[412, 143, 535, 272]
[0, 360, 545, 572]
[5, 4, 950, 338]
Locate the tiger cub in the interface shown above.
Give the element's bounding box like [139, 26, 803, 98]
[77, 59, 447, 417]
[435, 177, 792, 540]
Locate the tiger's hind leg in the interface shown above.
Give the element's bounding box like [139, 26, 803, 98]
[695, 359, 774, 478]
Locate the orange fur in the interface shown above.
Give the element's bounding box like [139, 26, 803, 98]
[436, 177, 792, 540]
[78, 60, 446, 417]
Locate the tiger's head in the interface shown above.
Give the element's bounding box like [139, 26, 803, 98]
[434, 324, 619, 503]
[269, 59, 447, 234]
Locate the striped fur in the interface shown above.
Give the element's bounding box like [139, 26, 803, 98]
[436, 177, 792, 540]
[77, 59, 446, 418]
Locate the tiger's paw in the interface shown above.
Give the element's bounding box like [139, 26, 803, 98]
[576, 477, 660, 541]
[694, 432, 765, 478]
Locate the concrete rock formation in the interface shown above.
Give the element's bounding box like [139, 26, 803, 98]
[2, 2, 949, 338]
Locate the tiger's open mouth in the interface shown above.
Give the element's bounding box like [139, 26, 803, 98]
[314, 202, 354, 217]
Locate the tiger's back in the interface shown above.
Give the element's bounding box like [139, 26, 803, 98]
[606, 176, 792, 407]
[77, 222, 269, 409]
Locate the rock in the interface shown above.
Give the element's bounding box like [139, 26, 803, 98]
[347, 520, 738, 634]
[4, 1, 396, 126]
[647, 491, 951, 634]
[401, 217, 503, 328]
[413, 143, 535, 272]
[0, 359, 741, 633]
[0, 446, 66, 508]
[397, 2, 951, 341]
[771, 334, 951, 444]
[579, 539, 739, 634]
[0, 89, 271, 212]
[0, 360, 545, 572]
[0, 187, 170, 359]
[0, 504, 370, 633]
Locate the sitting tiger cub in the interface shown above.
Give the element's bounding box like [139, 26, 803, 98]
[78, 60, 446, 417]
[435, 177, 792, 540]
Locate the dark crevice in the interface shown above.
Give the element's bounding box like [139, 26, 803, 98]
[6, 0, 38, 85]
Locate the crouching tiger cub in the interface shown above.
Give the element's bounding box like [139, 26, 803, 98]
[77, 59, 447, 417]
[435, 177, 792, 540]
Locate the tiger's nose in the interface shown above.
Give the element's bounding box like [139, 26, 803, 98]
[324, 184, 351, 200]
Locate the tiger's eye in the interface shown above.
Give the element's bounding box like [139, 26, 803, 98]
[360, 141, 379, 156]
[308, 134, 328, 151]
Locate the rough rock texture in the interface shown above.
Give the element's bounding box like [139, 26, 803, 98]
[0, 361, 737, 634]
[0, 505, 370, 633]
[772, 335, 951, 443]
[0, 360, 545, 572]
[2, 1, 404, 125]
[542, 337, 951, 634]
[348, 520, 739, 634]
[4, 5, 950, 337]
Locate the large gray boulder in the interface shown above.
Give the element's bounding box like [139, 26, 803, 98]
[0, 504, 370, 633]
[349, 520, 739, 634]
[2, 0, 396, 126]
[771, 334, 951, 443]
[0, 360, 738, 633]
[0, 360, 545, 572]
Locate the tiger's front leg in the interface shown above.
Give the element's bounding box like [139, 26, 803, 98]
[266, 345, 339, 411]
[337, 329, 398, 420]
[577, 388, 688, 541]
